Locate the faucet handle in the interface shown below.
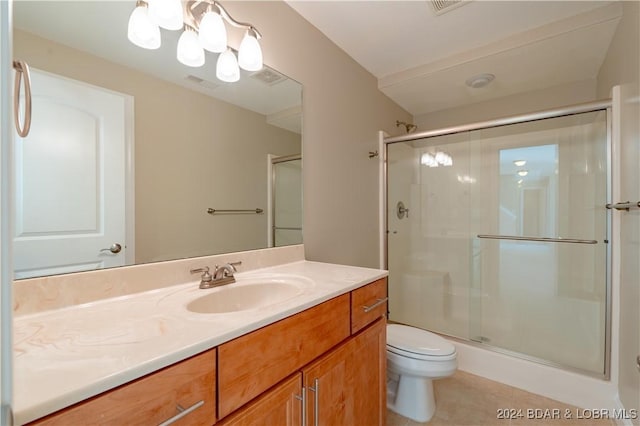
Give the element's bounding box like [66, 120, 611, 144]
[228, 261, 242, 272]
[190, 266, 213, 283]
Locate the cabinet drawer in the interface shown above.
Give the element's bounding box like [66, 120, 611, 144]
[351, 278, 388, 334]
[29, 349, 217, 426]
[218, 294, 350, 418]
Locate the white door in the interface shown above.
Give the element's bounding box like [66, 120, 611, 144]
[13, 69, 130, 279]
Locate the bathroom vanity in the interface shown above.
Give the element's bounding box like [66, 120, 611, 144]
[14, 257, 388, 426]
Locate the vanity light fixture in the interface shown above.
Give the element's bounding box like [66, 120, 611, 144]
[217, 48, 240, 82]
[198, 5, 227, 52]
[513, 160, 526, 167]
[517, 170, 528, 177]
[148, 0, 183, 30]
[177, 25, 205, 67]
[127, 1, 161, 49]
[238, 28, 263, 72]
[127, 0, 263, 81]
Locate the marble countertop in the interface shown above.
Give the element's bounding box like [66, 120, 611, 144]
[13, 260, 387, 425]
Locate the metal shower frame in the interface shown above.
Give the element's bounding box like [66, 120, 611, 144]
[382, 99, 613, 379]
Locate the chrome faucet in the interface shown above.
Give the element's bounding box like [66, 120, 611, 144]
[190, 266, 214, 289]
[211, 261, 242, 286]
[190, 262, 242, 289]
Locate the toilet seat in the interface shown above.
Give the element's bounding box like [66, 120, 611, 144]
[387, 324, 456, 359]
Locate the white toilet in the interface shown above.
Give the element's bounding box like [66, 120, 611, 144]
[386, 324, 457, 422]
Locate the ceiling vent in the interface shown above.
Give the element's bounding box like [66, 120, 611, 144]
[185, 74, 221, 90]
[251, 67, 287, 86]
[430, 0, 469, 16]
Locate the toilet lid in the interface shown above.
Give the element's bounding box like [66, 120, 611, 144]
[387, 324, 456, 357]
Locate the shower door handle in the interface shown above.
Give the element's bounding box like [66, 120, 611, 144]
[477, 234, 598, 244]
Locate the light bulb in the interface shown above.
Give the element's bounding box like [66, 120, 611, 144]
[177, 27, 205, 67]
[238, 30, 263, 71]
[128, 3, 161, 49]
[517, 170, 529, 177]
[216, 49, 240, 82]
[148, 0, 183, 31]
[513, 160, 527, 167]
[199, 9, 227, 53]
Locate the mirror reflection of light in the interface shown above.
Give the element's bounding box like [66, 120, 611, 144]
[517, 170, 528, 176]
[513, 160, 526, 167]
[457, 175, 476, 184]
[517, 179, 523, 184]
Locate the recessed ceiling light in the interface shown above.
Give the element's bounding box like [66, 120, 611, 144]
[517, 170, 528, 177]
[513, 160, 526, 167]
[465, 73, 495, 89]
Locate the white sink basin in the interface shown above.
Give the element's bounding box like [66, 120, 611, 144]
[186, 275, 312, 314]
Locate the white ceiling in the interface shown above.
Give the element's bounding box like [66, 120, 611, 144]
[286, 0, 622, 117]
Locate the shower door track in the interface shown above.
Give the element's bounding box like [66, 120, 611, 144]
[382, 98, 613, 380]
[384, 99, 611, 143]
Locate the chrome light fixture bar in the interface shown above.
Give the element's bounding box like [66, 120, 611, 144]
[127, 0, 263, 82]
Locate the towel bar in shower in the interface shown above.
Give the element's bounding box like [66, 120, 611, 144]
[606, 201, 640, 211]
[477, 235, 598, 244]
[207, 208, 263, 214]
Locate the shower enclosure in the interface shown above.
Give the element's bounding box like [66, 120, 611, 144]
[271, 154, 302, 247]
[386, 104, 610, 376]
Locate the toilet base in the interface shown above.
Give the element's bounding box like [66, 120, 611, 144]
[387, 373, 436, 423]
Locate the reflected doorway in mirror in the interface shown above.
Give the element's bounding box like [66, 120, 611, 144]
[13, 69, 134, 279]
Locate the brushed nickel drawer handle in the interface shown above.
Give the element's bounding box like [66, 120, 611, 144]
[295, 386, 307, 426]
[158, 400, 204, 426]
[308, 378, 320, 426]
[362, 297, 388, 313]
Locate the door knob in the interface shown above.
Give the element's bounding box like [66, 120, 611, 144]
[100, 243, 122, 254]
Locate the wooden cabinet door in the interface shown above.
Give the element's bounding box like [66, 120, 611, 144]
[219, 374, 303, 426]
[303, 318, 386, 426]
[351, 318, 386, 426]
[218, 294, 350, 418]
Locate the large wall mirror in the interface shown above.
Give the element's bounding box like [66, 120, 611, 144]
[12, 1, 302, 279]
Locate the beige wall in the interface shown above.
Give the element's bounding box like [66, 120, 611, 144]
[14, 30, 301, 264]
[221, 1, 411, 268]
[414, 79, 597, 131]
[596, 0, 640, 417]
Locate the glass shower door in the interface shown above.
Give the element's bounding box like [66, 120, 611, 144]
[387, 131, 473, 340]
[387, 109, 609, 375]
[469, 111, 608, 374]
[272, 156, 302, 247]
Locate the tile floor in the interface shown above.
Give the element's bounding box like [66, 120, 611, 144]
[387, 371, 615, 426]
